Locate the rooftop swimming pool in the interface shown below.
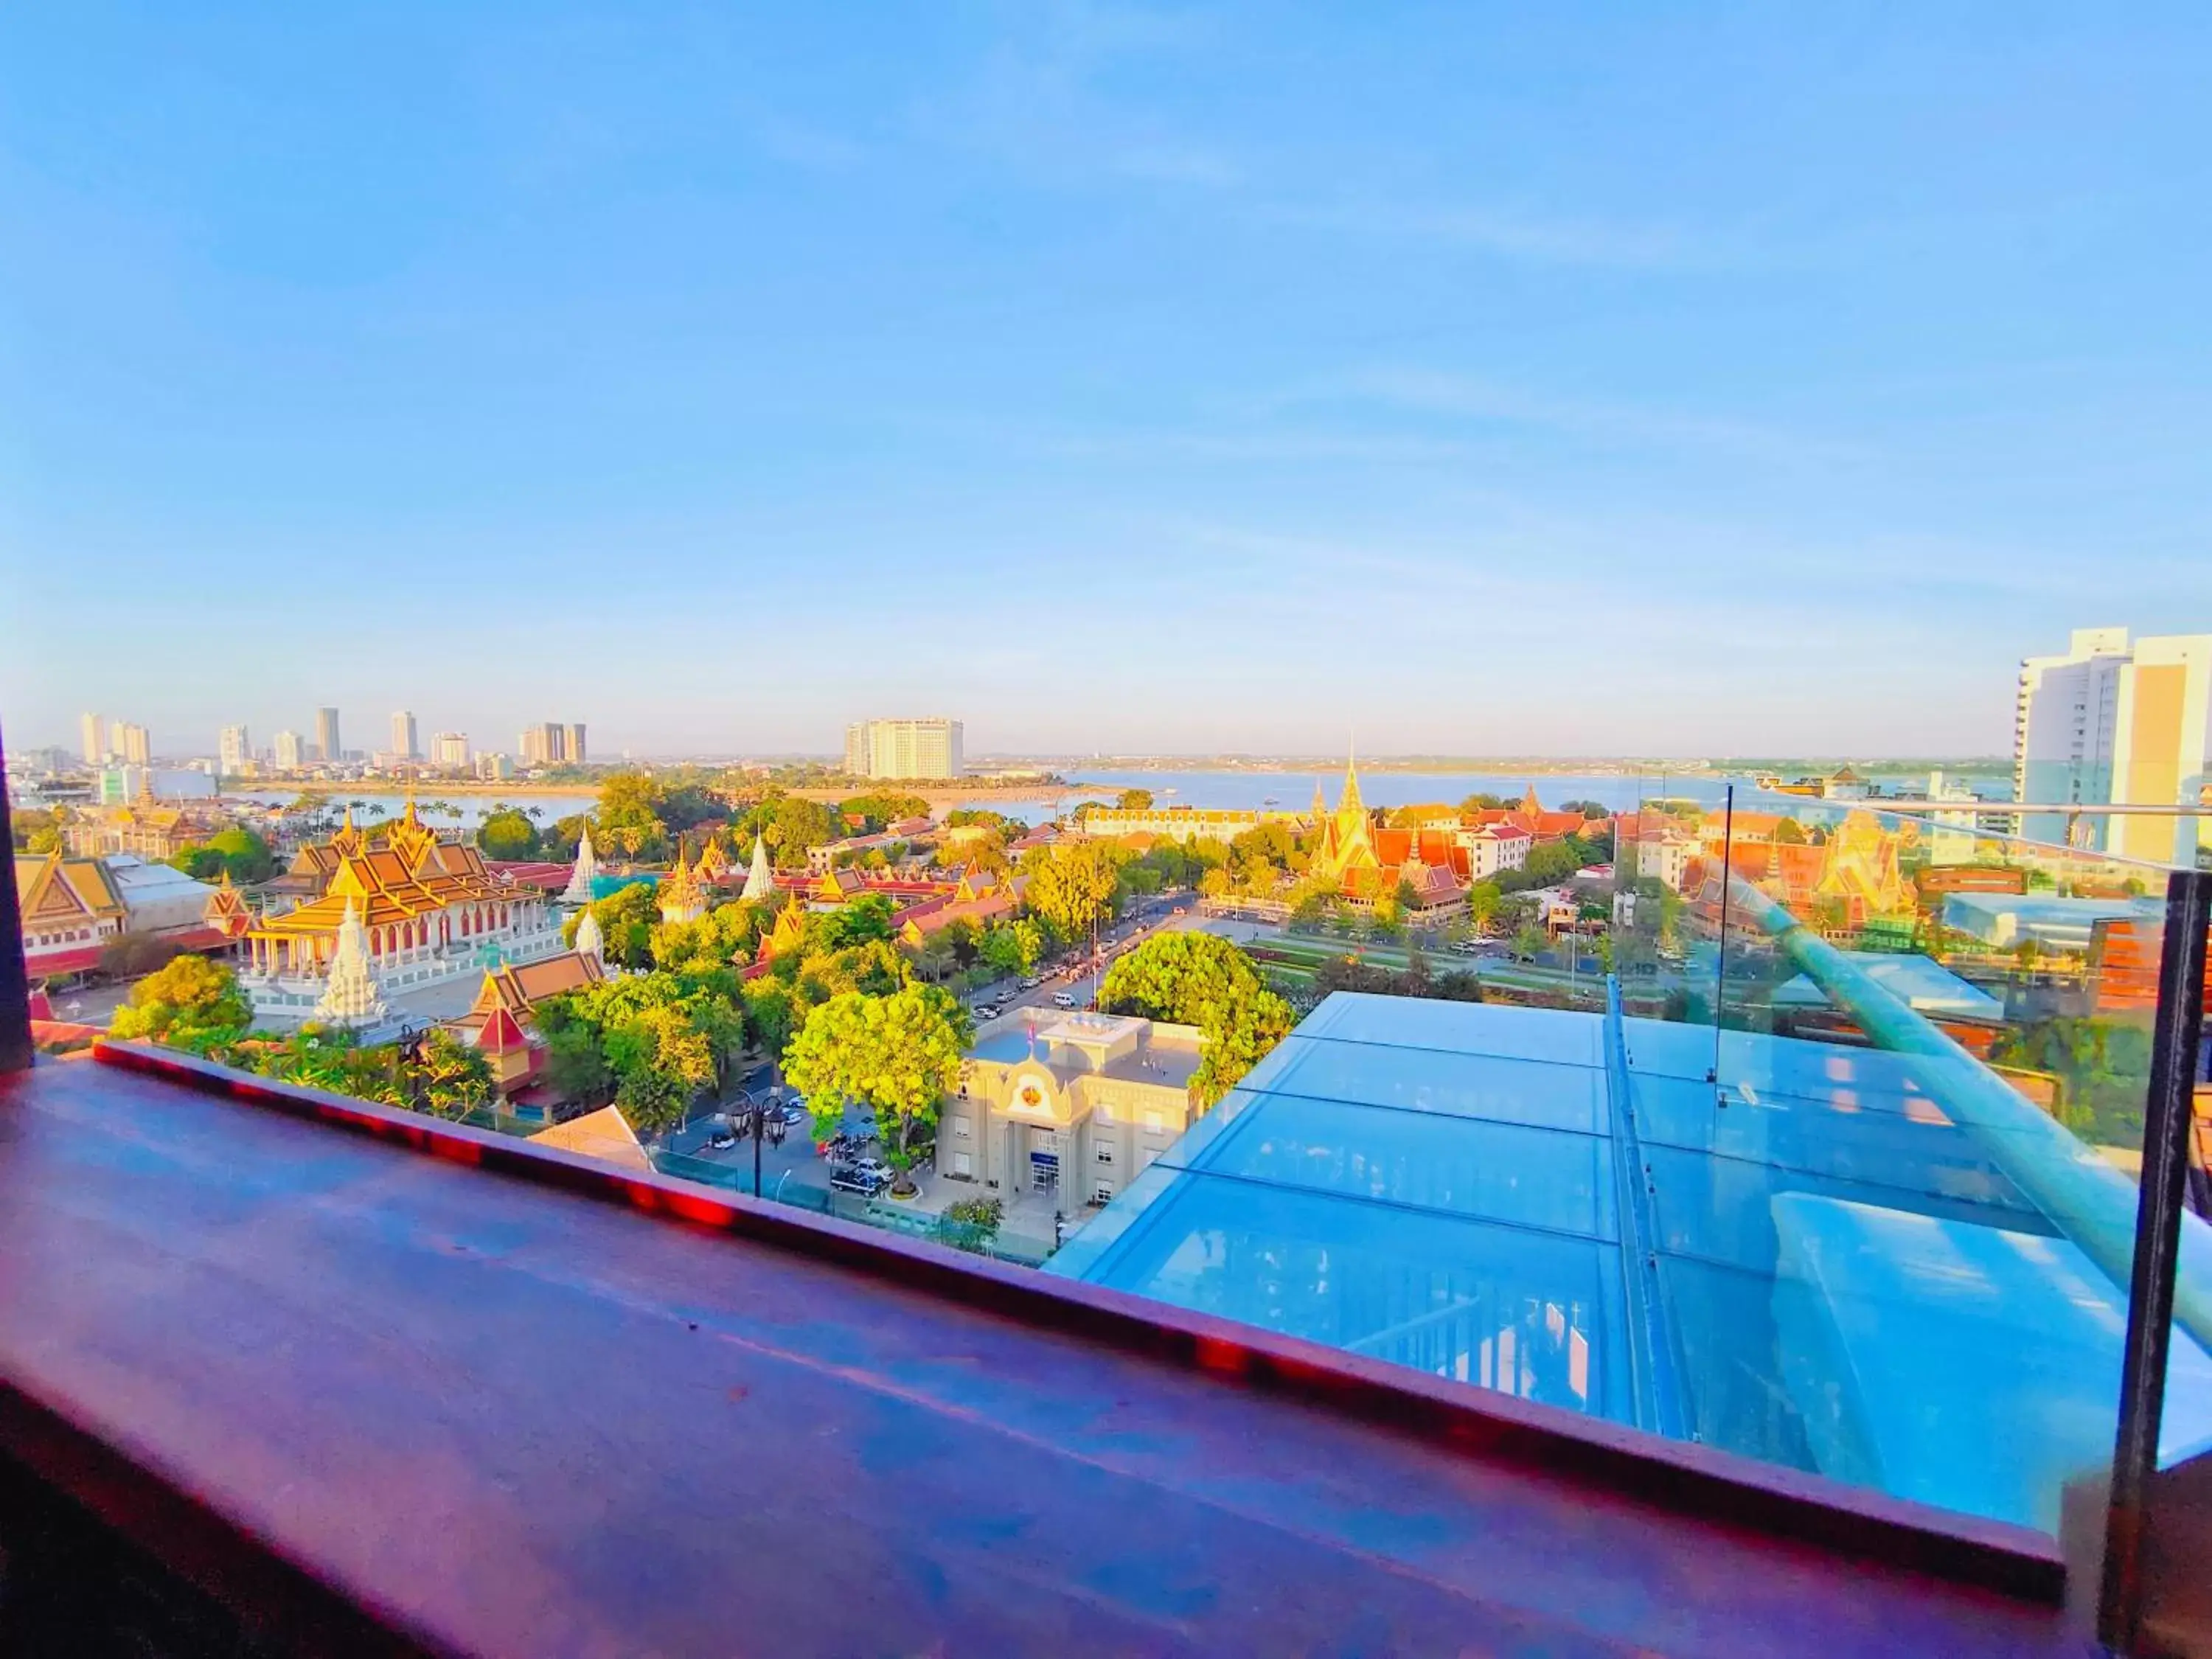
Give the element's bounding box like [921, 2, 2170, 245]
[1048, 992, 2212, 1534]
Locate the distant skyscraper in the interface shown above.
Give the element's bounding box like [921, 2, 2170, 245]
[516, 720, 580, 767]
[2014, 627, 2212, 864]
[315, 707, 342, 764]
[391, 710, 419, 760]
[844, 718, 964, 780]
[80, 712, 106, 764]
[431, 731, 470, 767]
[114, 721, 152, 766]
[219, 725, 251, 773]
[274, 730, 306, 770]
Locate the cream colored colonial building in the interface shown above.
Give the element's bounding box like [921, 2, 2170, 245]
[939, 1014, 1206, 1208]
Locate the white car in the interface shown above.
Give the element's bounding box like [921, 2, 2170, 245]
[1051, 991, 1077, 1009]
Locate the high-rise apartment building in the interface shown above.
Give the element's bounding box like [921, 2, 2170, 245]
[274, 730, 306, 771]
[315, 707, 342, 764]
[2014, 627, 2212, 864]
[844, 718, 964, 780]
[219, 725, 251, 774]
[431, 731, 470, 768]
[391, 711, 419, 760]
[80, 712, 106, 765]
[518, 721, 582, 768]
[114, 721, 152, 766]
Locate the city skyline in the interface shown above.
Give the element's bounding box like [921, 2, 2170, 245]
[5, 7, 2212, 755]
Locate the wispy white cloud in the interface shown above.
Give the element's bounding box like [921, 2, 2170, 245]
[908, 0, 1239, 190]
[1262, 200, 1737, 271]
[1273, 367, 1861, 468]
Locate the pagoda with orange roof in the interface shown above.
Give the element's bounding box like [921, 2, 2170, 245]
[1306, 748, 1472, 925]
[695, 838, 734, 885]
[203, 870, 254, 942]
[760, 897, 810, 961]
[657, 846, 708, 925]
[1309, 749, 1382, 884]
[241, 796, 563, 1026]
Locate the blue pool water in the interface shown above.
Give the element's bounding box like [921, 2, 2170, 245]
[1049, 992, 2212, 1533]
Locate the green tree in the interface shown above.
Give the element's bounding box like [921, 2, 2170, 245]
[746, 793, 840, 863]
[1230, 821, 1301, 874]
[741, 979, 801, 1069]
[978, 917, 1045, 978]
[1116, 788, 1154, 811]
[1467, 881, 1503, 933]
[940, 1196, 1005, 1253]
[1097, 932, 1294, 1105]
[838, 791, 931, 831]
[652, 900, 765, 974]
[109, 955, 252, 1051]
[1512, 922, 1547, 961]
[10, 807, 63, 854]
[539, 970, 745, 1138]
[406, 1029, 496, 1119]
[1024, 841, 1127, 942]
[173, 826, 278, 883]
[785, 985, 971, 1194]
[568, 880, 662, 968]
[813, 893, 897, 951]
[477, 807, 540, 860]
[799, 938, 913, 1002]
[1523, 841, 1582, 886]
[597, 770, 672, 861]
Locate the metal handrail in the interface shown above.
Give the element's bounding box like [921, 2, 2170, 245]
[1725, 872, 2212, 1352]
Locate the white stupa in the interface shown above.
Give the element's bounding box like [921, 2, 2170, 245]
[740, 835, 773, 902]
[573, 904, 605, 967]
[313, 897, 392, 1030]
[561, 826, 600, 906]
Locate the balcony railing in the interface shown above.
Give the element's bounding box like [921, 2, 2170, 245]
[4, 740, 2208, 1653]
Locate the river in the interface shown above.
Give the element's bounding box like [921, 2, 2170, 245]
[226, 767, 2015, 830]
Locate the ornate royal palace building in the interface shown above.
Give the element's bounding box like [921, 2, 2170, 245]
[243, 800, 563, 1026]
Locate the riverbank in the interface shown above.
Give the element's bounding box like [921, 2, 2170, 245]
[233, 779, 598, 797]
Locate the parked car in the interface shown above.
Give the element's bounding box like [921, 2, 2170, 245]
[1051, 991, 1077, 1009]
[1019, 975, 1041, 990]
[706, 1130, 737, 1151]
[829, 1167, 888, 1197]
[776, 1104, 808, 1126]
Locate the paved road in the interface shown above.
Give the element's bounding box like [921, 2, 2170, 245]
[968, 894, 1189, 1034]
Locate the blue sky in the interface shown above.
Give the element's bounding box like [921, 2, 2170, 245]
[4, 3, 2210, 760]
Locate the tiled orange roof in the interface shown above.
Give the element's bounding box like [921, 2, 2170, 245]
[526, 1105, 651, 1173]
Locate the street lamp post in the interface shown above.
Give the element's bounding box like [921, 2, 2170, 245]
[734, 1087, 787, 1198]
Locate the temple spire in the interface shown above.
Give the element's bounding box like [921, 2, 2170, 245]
[740, 834, 773, 902]
[573, 905, 605, 966]
[313, 897, 391, 1031]
[561, 824, 599, 905]
[1339, 740, 1364, 815]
